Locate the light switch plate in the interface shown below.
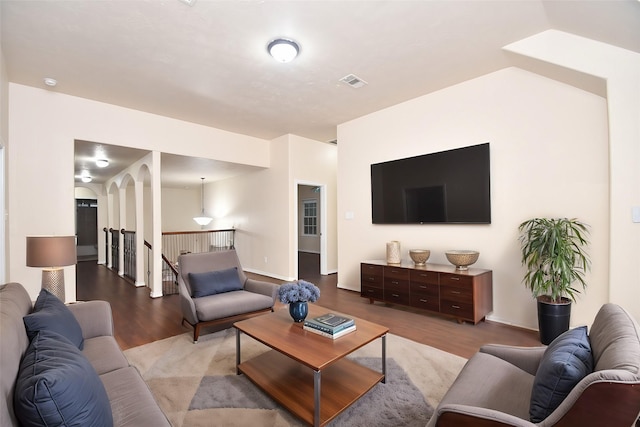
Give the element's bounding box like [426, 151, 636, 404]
[632, 206, 640, 223]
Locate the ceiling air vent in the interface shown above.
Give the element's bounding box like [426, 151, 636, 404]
[339, 74, 367, 88]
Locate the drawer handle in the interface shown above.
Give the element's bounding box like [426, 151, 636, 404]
[368, 277, 375, 281]
[419, 285, 427, 289]
[450, 277, 460, 281]
[451, 305, 461, 309]
[450, 290, 461, 294]
[367, 289, 374, 293]
[419, 273, 428, 277]
[392, 280, 399, 285]
[419, 298, 428, 303]
[391, 293, 400, 298]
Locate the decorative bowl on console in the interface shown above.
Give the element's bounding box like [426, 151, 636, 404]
[409, 249, 430, 265]
[445, 250, 479, 270]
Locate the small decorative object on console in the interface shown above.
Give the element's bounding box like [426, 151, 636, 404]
[445, 250, 480, 270]
[409, 249, 430, 265]
[386, 241, 401, 264]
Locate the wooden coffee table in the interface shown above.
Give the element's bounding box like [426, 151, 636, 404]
[234, 305, 389, 427]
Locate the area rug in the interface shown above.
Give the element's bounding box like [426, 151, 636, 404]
[124, 328, 466, 427]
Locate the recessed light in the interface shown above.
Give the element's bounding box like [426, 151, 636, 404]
[43, 78, 57, 87]
[267, 39, 300, 63]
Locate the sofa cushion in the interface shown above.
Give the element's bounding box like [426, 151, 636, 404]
[100, 366, 171, 427]
[23, 289, 84, 349]
[189, 267, 243, 298]
[14, 329, 113, 427]
[530, 326, 593, 422]
[82, 335, 130, 375]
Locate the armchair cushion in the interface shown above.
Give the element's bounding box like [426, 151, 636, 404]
[14, 330, 113, 427]
[23, 289, 84, 349]
[530, 326, 593, 422]
[189, 267, 243, 298]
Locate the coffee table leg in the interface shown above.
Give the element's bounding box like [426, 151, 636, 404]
[382, 333, 387, 384]
[236, 329, 241, 375]
[314, 369, 321, 427]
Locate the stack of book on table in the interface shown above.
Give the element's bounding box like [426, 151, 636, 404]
[303, 313, 356, 339]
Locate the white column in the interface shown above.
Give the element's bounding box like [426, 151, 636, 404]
[150, 151, 163, 298]
[118, 186, 127, 277]
[134, 179, 146, 287]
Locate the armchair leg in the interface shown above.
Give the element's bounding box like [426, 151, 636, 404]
[193, 324, 201, 344]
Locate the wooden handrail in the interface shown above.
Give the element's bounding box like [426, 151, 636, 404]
[161, 228, 235, 236]
[144, 239, 179, 277]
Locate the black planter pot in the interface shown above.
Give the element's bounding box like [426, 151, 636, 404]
[537, 297, 571, 345]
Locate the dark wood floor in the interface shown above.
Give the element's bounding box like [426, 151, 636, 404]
[76, 252, 540, 359]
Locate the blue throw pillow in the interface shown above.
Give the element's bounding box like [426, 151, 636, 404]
[14, 330, 113, 427]
[530, 326, 593, 422]
[189, 267, 243, 298]
[23, 289, 84, 349]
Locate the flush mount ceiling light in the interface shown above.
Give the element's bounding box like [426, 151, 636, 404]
[79, 170, 92, 183]
[95, 158, 109, 168]
[267, 38, 299, 63]
[43, 78, 57, 87]
[193, 178, 213, 226]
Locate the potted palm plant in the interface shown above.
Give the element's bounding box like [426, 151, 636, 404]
[518, 217, 590, 344]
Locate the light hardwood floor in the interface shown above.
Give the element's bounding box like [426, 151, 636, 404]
[76, 252, 540, 359]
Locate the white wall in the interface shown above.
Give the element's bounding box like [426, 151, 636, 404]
[7, 83, 270, 301]
[505, 30, 640, 323]
[337, 67, 610, 330]
[162, 187, 201, 232]
[1, 41, 9, 283]
[208, 134, 337, 280]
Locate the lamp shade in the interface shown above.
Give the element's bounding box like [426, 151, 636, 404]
[26, 236, 77, 267]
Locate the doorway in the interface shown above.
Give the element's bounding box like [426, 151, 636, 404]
[295, 182, 327, 279]
[76, 198, 98, 261]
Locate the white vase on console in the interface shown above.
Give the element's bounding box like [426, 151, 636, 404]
[386, 241, 401, 264]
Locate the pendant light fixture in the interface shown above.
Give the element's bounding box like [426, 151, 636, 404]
[193, 178, 213, 226]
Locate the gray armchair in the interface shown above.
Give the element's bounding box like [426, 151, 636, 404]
[427, 303, 640, 426]
[177, 250, 278, 343]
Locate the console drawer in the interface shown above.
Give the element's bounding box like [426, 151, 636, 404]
[410, 270, 439, 285]
[361, 264, 383, 288]
[384, 266, 409, 280]
[410, 282, 439, 298]
[440, 300, 474, 319]
[410, 293, 439, 312]
[384, 290, 410, 306]
[385, 277, 409, 292]
[440, 273, 473, 287]
[440, 285, 473, 304]
[361, 285, 384, 300]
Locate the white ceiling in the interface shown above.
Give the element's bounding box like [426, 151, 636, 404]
[3, 0, 639, 186]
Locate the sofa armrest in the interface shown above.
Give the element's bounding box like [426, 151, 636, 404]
[431, 404, 536, 427]
[479, 344, 546, 376]
[67, 301, 114, 339]
[244, 278, 278, 304]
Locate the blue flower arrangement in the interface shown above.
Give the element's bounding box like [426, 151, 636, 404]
[278, 280, 320, 304]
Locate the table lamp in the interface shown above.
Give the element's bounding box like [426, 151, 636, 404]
[26, 236, 76, 302]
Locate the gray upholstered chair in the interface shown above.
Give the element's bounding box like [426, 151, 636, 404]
[427, 303, 640, 427]
[178, 250, 278, 343]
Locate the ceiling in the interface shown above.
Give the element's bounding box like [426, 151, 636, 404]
[3, 1, 640, 186]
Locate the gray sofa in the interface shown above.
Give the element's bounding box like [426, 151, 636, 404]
[0, 282, 170, 427]
[428, 303, 640, 426]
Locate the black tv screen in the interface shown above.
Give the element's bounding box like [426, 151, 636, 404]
[371, 143, 491, 224]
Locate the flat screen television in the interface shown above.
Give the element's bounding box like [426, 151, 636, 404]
[371, 143, 491, 224]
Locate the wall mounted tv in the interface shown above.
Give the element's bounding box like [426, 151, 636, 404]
[371, 143, 491, 224]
